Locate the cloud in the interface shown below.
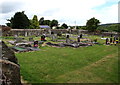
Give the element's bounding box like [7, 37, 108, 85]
[1, 1, 24, 14]
[52, 0, 118, 25]
[94, 4, 118, 24]
[118, 2, 120, 23]
[0, 0, 118, 25]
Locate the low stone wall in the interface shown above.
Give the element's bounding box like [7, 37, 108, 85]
[8, 29, 87, 36]
[10, 29, 44, 36]
[2, 29, 119, 37]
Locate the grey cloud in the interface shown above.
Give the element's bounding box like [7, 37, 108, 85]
[1, 1, 24, 14]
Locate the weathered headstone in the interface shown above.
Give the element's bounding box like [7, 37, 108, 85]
[110, 37, 112, 43]
[106, 38, 109, 45]
[41, 35, 46, 41]
[34, 41, 39, 48]
[80, 34, 82, 38]
[25, 32, 28, 37]
[66, 34, 70, 43]
[52, 34, 57, 42]
[51, 32, 57, 42]
[0, 41, 22, 85]
[15, 38, 23, 43]
[77, 36, 80, 42]
[29, 37, 34, 41]
[2, 41, 18, 64]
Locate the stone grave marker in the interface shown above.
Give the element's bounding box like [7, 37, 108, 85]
[66, 34, 70, 43]
[80, 34, 82, 38]
[1, 41, 22, 85]
[34, 41, 39, 48]
[77, 35, 80, 42]
[29, 37, 34, 41]
[15, 38, 23, 43]
[41, 35, 46, 41]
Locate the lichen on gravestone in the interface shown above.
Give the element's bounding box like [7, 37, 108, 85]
[1, 41, 18, 64]
[0, 41, 22, 85]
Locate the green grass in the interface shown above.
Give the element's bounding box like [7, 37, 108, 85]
[2, 35, 119, 83]
[16, 45, 118, 83]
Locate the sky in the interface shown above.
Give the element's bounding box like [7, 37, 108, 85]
[0, 0, 119, 26]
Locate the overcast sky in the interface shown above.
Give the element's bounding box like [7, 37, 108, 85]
[0, 0, 119, 26]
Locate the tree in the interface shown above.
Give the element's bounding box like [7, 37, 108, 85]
[6, 17, 14, 27]
[50, 19, 58, 28]
[86, 17, 100, 32]
[39, 17, 44, 25]
[9, 11, 30, 29]
[43, 20, 51, 26]
[61, 23, 68, 29]
[30, 15, 40, 29]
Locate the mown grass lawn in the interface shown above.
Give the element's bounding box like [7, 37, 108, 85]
[16, 44, 118, 83]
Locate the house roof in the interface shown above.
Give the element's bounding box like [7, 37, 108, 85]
[39, 25, 51, 29]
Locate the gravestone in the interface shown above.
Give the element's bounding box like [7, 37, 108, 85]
[25, 32, 28, 37]
[51, 32, 57, 42]
[110, 37, 112, 43]
[113, 36, 116, 41]
[0, 41, 22, 85]
[66, 34, 70, 43]
[110, 34, 113, 37]
[41, 35, 46, 41]
[34, 41, 39, 48]
[77, 36, 80, 42]
[116, 37, 119, 44]
[29, 37, 34, 41]
[78, 30, 81, 35]
[52, 34, 57, 42]
[106, 38, 109, 45]
[2, 41, 18, 64]
[51, 35, 55, 41]
[15, 38, 24, 43]
[14, 35, 18, 38]
[80, 34, 82, 38]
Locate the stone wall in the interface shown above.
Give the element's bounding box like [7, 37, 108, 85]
[2, 28, 119, 37]
[0, 41, 22, 85]
[0, 25, 11, 36]
[10, 29, 44, 36]
[9, 29, 86, 36]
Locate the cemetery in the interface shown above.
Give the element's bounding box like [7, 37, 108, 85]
[0, 1, 119, 84]
[1, 28, 119, 84]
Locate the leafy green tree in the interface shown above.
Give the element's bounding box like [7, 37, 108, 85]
[81, 26, 86, 30]
[61, 23, 68, 29]
[43, 20, 51, 26]
[86, 17, 100, 32]
[39, 17, 44, 25]
[30, 15, 39, 29]
[9, 11, 30, 29]
[6, 17, 14, 27]
[50, 19, 58, 28]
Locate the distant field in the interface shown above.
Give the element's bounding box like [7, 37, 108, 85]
[16, 45, 118, 83]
